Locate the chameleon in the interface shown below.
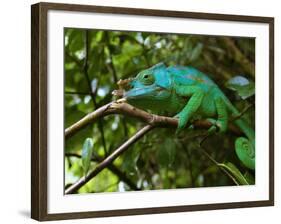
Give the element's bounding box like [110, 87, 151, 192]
[121, 62, 255, 170]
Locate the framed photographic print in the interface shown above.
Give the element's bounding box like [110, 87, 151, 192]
[31, 2, 274, 221]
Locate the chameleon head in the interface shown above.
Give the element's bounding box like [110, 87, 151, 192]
[124, 63, 172, 104]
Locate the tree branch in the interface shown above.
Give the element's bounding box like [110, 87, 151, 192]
[65, 125, 153, 194]
[65, 100, 242, 139]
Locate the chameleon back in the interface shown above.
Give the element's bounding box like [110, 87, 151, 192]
[167, 66, 218, 90]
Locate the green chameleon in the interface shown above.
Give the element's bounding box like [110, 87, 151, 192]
[123, 63, 255, 170]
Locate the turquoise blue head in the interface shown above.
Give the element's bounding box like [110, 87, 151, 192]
[124, 63, 172, 107]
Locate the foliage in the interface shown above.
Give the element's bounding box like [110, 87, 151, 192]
[226, 76, 255, 99]
[81, 138, 94, 177]
[64, 28, 255, 193]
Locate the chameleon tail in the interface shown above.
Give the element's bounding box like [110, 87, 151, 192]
[234, 119, 255, 170]
[224, 97, 255, 170]
[235, 137, 255, 170]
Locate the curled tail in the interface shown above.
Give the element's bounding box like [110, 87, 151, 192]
[235, 137, 255, 170]
[224, 97, 255, 170]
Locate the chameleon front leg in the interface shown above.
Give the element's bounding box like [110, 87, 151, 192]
[175, 86, 204, 132]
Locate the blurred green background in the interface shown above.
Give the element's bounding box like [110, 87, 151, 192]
[64, 28, 255, 193]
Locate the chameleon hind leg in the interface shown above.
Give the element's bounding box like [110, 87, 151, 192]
[174, 86, 204, 133]
[235, 137, 255, 170]
[211, 97, 255, 170]
[207, 97, 228, 134]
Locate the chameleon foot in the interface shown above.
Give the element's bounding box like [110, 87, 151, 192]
[206, 118, 226, 134]
[174, 112, 189, 134]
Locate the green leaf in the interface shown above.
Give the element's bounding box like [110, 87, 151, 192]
[81, 138, 94, 176]
[157, 138, 176, 167]
[121, 146, 141, 175]
[189, 43, 203, 62]
[218, 162, 249, 185]
[244, 171, 255, 185]
[68, 29, 84, 53]
[226, 76, 255, 99]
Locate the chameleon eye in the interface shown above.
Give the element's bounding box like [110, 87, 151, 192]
[141, 74, 155, 85]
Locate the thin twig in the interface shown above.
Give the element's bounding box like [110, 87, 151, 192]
[105, 33, 129, 138]
[230, 103, 254, 122]
[198, 135, 239, 185]
[65, 51, 83, 70]
[83, 30, 107, 155]
[65, 152, 138, 190]
[105, 32, 118, 84]
[65, 125, 154, 194]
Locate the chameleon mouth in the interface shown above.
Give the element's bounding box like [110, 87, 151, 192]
[124, 86, 163, 99]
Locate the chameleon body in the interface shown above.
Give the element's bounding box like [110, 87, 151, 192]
[124, 63, 255, 170]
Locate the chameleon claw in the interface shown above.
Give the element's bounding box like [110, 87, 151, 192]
[174, 116, 185, 135]
[175, 128, 182, 135]
[206, 118, 226, 133]
[206, 118, 219, 134]
[187, 124, 194, 130]
[207, 125, 217, 134]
